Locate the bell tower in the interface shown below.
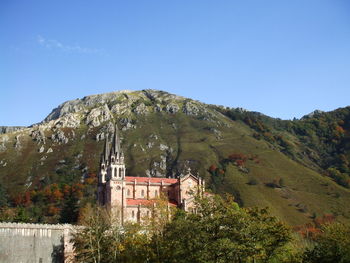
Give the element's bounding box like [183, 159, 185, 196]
[97, 124, 126, 222]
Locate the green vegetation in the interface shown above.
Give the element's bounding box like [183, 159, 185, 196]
[1, 90, 350, 226]
[73, 195, 293, 263]
[303, 223, 350, 263]
[73, 194, 350, 263]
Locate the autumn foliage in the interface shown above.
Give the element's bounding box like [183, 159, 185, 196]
[5, 172, 97, 223]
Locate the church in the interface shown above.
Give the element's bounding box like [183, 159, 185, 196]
[97, 126, 205, 223]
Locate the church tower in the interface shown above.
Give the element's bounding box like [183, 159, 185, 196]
[97, 124, 126, 222]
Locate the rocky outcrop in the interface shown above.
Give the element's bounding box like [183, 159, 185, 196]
[0, 135, 9, 152]
[133, 103, 149, 115]
[159, 144, 169, 151]
[86, 104, 113, 127]
[44, 99, 84, 122]
[39, 145, 45, 153]
[165, 103, 179, 114]
[82, 90, 133, 107]
[30, 129, 46, 144]
[51, 130, 69, 144]
[0, 126, 25, 134]
[111, 103, 131, 115]
[96, 122, 119, 141]
[47, 147, 53, 153]
[119, 118, 136, 131]
[145, 155, 168, 177]
[53, 113, 81, 128]
[183, 101, 200, 116]
[302, 109, 325, 119]
[14, 135, 22, 150]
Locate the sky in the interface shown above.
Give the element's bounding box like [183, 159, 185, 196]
[1, 0, 350, 126]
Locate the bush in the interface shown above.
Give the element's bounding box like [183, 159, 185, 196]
[247, 178, 258, 185]
[303, 223, 350, 263]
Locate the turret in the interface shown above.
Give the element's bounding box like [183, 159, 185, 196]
[99, 134, 109, 184]
[107, 124, 126, 180]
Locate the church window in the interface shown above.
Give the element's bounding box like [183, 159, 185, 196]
[141, 189, 145, 197]
[114, 168, 117, 178]
[119, 168, 122, 177]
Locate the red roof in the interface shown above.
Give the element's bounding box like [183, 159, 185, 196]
[127, 198, 178, 206]
[125, 176, 178, 184]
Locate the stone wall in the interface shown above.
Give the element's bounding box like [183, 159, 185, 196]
[0, 222, 76, 263]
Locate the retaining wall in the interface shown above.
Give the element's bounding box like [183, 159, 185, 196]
[0, 222, 76, 263]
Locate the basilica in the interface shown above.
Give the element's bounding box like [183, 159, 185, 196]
[97, 126, 205, 223]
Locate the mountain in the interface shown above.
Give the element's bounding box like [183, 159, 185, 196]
[0, 89, 350, 225]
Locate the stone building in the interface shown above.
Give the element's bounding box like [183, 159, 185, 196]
[97, 126, 205, 223]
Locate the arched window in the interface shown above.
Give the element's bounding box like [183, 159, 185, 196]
[114, 168, 117, 178]
[119, 168, 122, 177]
[132, 210, 135, 218]
[155, 190, 158, 198]
[127, 189, 130, 196]
[141, 189, 145, 197]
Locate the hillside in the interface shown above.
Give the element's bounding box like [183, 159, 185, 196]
[0, 89, 350, 226]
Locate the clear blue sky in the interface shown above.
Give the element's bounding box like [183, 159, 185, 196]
[1, 0, 350, 126]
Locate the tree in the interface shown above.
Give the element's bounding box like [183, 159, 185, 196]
[72, 195, 292, 263]
[0, 184, 8, 207]
[304, 222, 350, 263]
[73, 204, 122, 263]
[157, 195, 291, 263]
[73, 204, 150, 263]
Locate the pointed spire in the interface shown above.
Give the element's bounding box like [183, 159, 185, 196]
[103, 133, 109, 163]
[112, 124, 122, 155]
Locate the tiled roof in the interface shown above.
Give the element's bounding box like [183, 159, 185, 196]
[125, 176, 178, 184]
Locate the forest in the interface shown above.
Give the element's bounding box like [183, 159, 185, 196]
[73, 194, 350, 263]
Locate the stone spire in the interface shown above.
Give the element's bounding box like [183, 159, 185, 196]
[111, 124, 122, 156]
[101, 134, 109, 164]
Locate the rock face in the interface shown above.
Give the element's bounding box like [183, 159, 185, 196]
[0, 89, 235, 189]
[51, 130, 68, 144]
[53, 113, 81, 128]
[133, 103, 149, 115]
[0, 126, 25, 134]
[44, 99, 84, 122]
[119, 118, 136, 131]
[86, 104, 113, 127]
[30, 129, 46, 144]
[43, 90, 134, 123]
[165, 103, 179, 114]
[14, 135, 22, 149]
[302, 110, 325, 119]
[0, 135, 9, 152]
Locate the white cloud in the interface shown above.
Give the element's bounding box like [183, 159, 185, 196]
[37, 35, 103, 54]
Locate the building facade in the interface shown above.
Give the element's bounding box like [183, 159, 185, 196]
[97, 127, 205, 223]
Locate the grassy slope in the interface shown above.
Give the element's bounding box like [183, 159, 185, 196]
[1, 91, 350, 226]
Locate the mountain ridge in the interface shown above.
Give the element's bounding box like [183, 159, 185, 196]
[1, 89, 350, 225]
